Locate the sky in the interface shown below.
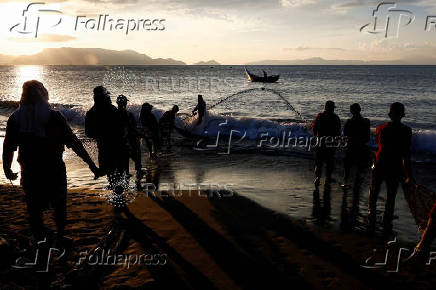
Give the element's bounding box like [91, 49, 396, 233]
[1, 0, 436, 64]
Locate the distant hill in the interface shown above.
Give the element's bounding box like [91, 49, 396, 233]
[246, 57, 410, 65]
[0, 47, 186, 65]
[193, 60, 220, 65]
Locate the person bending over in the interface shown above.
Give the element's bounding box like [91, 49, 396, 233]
[159, 105, 179, 148]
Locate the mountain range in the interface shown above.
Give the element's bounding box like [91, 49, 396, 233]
[0, 48, 186, 65]
[0, 48, 423, 65]
[246, 57, 414, 65]
[193, 60, 220, 65]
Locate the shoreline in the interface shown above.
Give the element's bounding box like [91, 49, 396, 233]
[1, 184, 435, 289]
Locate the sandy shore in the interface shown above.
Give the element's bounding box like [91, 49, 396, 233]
[0, 184, 435, 289]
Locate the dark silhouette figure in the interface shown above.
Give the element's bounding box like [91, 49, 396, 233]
[192, 95, 206, 126]
[262, 70, 267, 79]
[312, 100, 341, 187]
[2, 80, 99, 241]
[116, 95, 143, 179]
[368, 102, 412, 231]
[343, 103, 371, 191]
[139, 103, 159, 158]
[85, 86, 124, 178]
[159, 105, 179, 148]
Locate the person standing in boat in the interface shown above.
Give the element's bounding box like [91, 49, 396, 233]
[312, 100, 341, 187]
[368, 102, 413, 232]
[192, 94, 206, 126]
[343, 103, 371, 191]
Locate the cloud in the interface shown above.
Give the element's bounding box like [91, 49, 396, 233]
[283, 46, 346, 51]
[332, 0, 426, 10]
[9, 34, 76, 42]
[0, 0, 67, 2]
[280, 0, 317, 8]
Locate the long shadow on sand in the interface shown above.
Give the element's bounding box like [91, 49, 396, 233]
[70, 207, 215, 290]
[120, 209, 218, 290]
[207, 190, 395, 290]
[148, 193, 308, 290]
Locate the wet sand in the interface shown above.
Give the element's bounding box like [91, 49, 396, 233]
[1, 184, 436, 289]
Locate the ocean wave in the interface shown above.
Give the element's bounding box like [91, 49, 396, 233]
[0, 101, 435, 156]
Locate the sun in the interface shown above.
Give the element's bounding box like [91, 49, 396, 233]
[14, 65, 44, 94]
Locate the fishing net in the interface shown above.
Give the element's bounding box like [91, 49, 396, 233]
[178, 87, 311, 133]
[403, 181, 436, 231]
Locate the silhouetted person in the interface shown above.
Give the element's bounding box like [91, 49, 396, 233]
[192, 94, 206, 126]
[139, 103, 159, 158]
[2, 80, 99, 242]
[343, 103, 370, 191]
[116, 95, 143, 179]
[312, 100, 341, 187]
[159, 105, 179, 148]
[368, 102, 412, 231]
[262, 70, 267, 79]
[85, 86, 124, 179]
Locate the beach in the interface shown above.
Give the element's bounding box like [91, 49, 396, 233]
[1, 183, 436, 289]
[3, 0, 436, 287]
[0, 65, 436, 289]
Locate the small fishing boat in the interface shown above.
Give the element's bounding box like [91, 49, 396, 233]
[245, 67, 279, 83]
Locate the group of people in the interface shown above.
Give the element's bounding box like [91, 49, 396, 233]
[1, 81, 206, 243]
[312, 100, 412, 232]
[312, 100, 436, 263]
[2, 80, 434, 264]
[85, 85, 184, 182]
